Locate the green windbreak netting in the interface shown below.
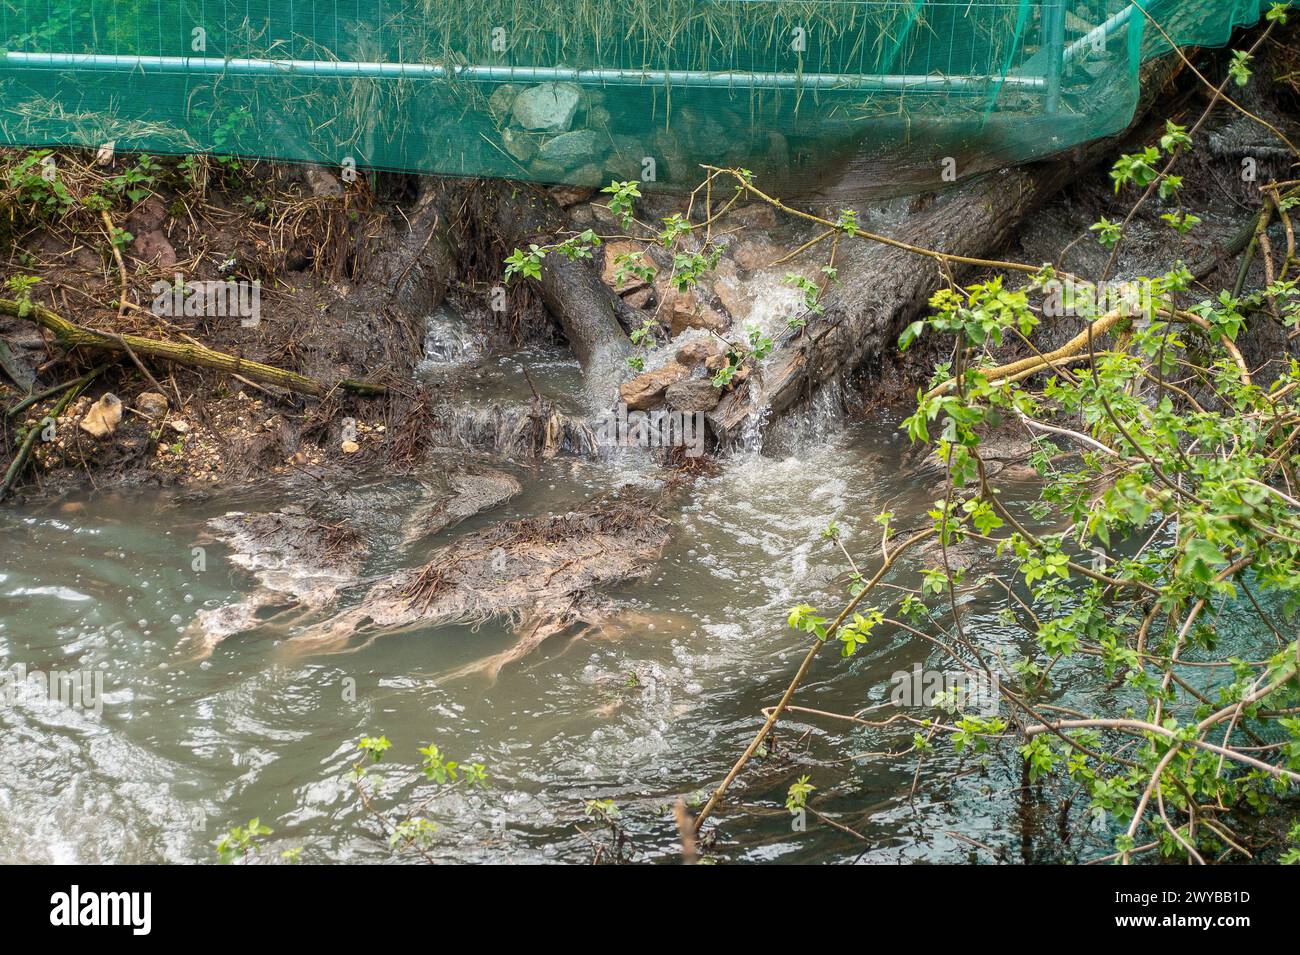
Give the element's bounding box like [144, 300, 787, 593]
[0, 2, 1287, 193]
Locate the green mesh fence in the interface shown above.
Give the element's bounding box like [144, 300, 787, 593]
[0, 2, 1287, 193]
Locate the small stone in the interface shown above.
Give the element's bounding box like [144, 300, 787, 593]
[663, 289, 728, 337]
[302, 166, 343, 198]
[135, 391, 169, 419]
[340, 440, 361, 454]
[528, 159, 567, 183]
[79, 393, 122, 438]
[550, 184, 596, 207]
[623, 286, 654, 310]
[765, 131, 790, 170]
[569, 164, 606, 188]
[167, 419, 191, 434]
[501, 127, 540, 163]
[618, 363, 690, 411]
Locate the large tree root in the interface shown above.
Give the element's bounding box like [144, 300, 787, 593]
[377, 178, 460, 319]
[476, 181, 637, 391]
[705, 163, 1093, 445]
[705, 63, 1184, 446]
[1, 299, 387, 398]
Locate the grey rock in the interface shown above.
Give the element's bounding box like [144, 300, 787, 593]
[488, 84, 520, 124]
[537, 129, 606, 167]
[512, 82, 582, 132]
[502, 127, 540, 162]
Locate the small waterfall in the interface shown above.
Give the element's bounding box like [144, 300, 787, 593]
[416, 304, 481, 371]
[764, 378, 848, 458]
[715, 269, 846, 458]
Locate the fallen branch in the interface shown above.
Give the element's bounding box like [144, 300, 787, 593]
[923, 306, 1250, 400]
[6, 363, 112, 419]
[99, 208, 130, 321]
[0, 298, 386, 398]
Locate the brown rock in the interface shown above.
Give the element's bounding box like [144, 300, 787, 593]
[602, 240, 654, 292]
[135, 391, 169, 419]
[550, 184, 596, 207]
[664, 289, 728, 337]
[675, 339, 723, 367]
[705, 353, 733, 374]
[568, 203, 595, 227]
[340, 440, 361, 454]
[618, 363, 689, 411]
[665, 379, 721, 413]
[623, 286, 654, 310]
[731, 237, 780, 271]
[79, 393, 122, 438]
[702, 356, 748, 390]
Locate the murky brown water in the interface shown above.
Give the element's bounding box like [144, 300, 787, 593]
[0, 330, 1138, 864]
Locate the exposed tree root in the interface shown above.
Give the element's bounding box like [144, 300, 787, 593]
[705, 164, 1102, 445]
[401, 468, 522, 546]
[439, 610, 600, 683]
[434, 401, 598, 458]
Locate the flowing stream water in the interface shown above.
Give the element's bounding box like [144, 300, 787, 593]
[0, 326, 1155, 864]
